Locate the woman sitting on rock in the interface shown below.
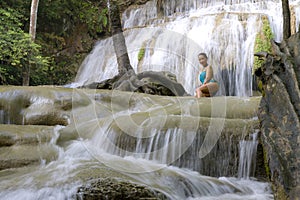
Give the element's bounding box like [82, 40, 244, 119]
[195, 53, 219, 98]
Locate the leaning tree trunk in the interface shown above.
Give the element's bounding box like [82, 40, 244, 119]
[282, 0, 291, 41]
[108, 0, 134, 75]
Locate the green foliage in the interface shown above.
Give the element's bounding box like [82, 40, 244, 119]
[0, 0, 109, 85]
[138, 47, 146, 62]
[38, 0, 108, 37]
[79, 3, 108, 37]
[0, 63, 22, 85]
[253, 16, 274, 73]
[0, 8, 49, 85]
[257, 80, 265, 96]
[36, 0, 109, 85]
[0, 0, 31, 23]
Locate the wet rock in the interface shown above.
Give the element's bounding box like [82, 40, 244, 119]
[0, 124, 55, 146]
[255, 32, 300, 198]
[0, 124, 60, 170]
[77, 178, 167, 200]
[0, 144, 59, 170]
[0, 86, 90, 126]
[82, 71, 188, 96]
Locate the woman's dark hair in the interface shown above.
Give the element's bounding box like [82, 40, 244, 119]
[198, 52, 207, 58]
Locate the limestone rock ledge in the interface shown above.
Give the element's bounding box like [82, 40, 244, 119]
[0, 86, 262, 175]
[0, 86, 264, 199]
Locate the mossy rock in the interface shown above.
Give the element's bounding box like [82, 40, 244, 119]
[76, 178, 168, 200]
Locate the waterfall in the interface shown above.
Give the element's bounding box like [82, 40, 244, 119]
[0, 142, 273, 200]
[74, 0, 300, 96]
[0, 110, 8, 124]
[0, 130, 273, 200]
[238, 131, 258, 179]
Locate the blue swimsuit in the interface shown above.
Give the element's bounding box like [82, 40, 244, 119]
[199, 71, 217, 84]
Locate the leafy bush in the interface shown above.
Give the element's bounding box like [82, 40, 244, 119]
[253, 16, 274, 73]
[0, 8, 49, 85]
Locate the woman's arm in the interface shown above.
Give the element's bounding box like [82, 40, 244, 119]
[196, 71, 201, 87]
[203, 65, 213, 84]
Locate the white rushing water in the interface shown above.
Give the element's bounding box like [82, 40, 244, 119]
[238, 131, 259, 179]
[74, 0, 300, 96]
[0, 131, 273, 200]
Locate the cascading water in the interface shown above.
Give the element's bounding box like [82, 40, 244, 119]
[0, 139, 273, 200]
[0, 104, 273, 200]
[238, 131, 259, 179]
[74, 0, 300, 96]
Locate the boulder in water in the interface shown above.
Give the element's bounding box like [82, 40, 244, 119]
[82, 70, 188, 96]
[76, 178, 167, 200]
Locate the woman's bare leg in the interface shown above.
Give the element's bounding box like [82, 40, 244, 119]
[196, 87, 202, 98]
[199, 82, 219, 97]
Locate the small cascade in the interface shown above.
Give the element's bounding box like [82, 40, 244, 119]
[66, 93, 258, 177]
[83, 120, 258, 178]
[0, 110, 3, 124]
[87, 125, 197, 169]
[0, 102, 18, 125]
[0, 109, 10, 124]
[238, 131, 259, 179]
[0, 90, 27, 124]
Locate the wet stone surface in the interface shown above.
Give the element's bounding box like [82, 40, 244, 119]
[76, 178, 168, 200]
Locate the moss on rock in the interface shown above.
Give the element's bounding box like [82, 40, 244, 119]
[77, 178, 167, 200]
[253, 15, 274, 73]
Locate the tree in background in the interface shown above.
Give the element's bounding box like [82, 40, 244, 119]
[21, 0, 40, 86]
[29, 0, 39, 41]
[0, 8, 48, 85]
[0, 0, 109, 86]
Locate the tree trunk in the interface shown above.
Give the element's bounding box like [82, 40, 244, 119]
[108, 0, 134, 75]
[23, 0, 39, 86]
[22, 65, 30, 86]
[87, 0, 188, 96]
[29, 0, 39, 41]
[282, 0, 291, 41]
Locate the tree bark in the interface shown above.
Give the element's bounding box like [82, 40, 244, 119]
[22, 64, 30, 86]
[108, 0, 134, 75]
[30, 0, 39, 41]
[282, 0, 291, 41]
[23, 0, 39, 86]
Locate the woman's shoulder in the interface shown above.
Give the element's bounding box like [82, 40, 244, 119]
[207, 65, 214, 71]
